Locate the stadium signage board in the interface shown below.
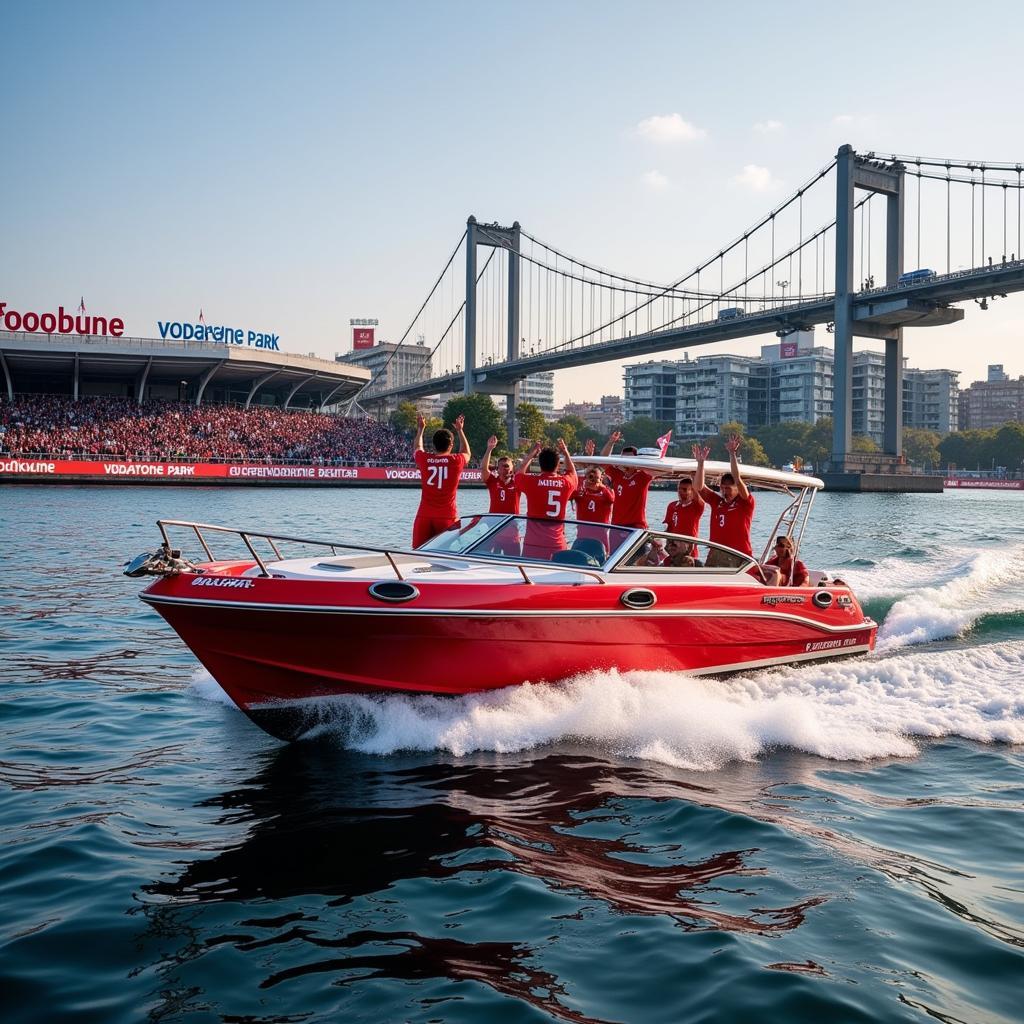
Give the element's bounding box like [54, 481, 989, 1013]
[157, 319, 281, 350]
[0, 459, 484, 483]
[0, 301, 125, 337]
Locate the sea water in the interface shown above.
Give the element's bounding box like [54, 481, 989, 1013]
[1, 485, 1022, 1023]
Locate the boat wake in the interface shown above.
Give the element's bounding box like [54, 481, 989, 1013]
[190, 641, 1024, 768]
[187, 542, 1024, 767]
[843, 542, 1024, 649]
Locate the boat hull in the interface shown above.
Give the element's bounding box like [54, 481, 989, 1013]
[142, 570, 876, 740]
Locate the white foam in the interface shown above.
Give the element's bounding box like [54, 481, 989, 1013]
[301, 641, 1024, 769]
[182, 543, 1024, 768]
[188, 667, 236, 706]
[877, 545, 1024, 649]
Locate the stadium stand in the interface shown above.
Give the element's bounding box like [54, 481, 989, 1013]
[0, 396, 410, 466]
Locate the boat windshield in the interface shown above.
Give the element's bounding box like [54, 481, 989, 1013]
[419, 515, 637, 569]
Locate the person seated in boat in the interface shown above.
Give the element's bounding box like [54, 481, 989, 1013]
[601, 430, 657, 529]
[663, 477, 705, 558]
[412, 413, 471, 548]
[693, 437, 755, 568]
[664, 538, 702, 568]
[763, 535, 810, 587]
[572, 465, 615, 555]
[625, 538, 667, 567]
[481, 435, 522, 556]
[515, 438, 578, 560]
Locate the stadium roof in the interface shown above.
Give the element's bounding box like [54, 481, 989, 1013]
[0, 331, 370, 409]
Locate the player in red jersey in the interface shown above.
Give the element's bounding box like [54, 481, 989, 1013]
[571, 465, 615, 558]
[480, 435, 520, 514]
[601, 430, 657, 528]
[481, 434, 522, 555]
[693, 436, 756, 566]
[515, 438, 578, 560]
[662, 476, 705, 556]
[411, 412, 470, 548]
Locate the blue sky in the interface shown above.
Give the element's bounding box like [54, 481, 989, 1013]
[3, 0, 1023, 404]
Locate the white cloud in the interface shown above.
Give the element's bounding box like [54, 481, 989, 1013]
[641, 169, 669, 189]
[636, 113, 706, 144]
[732, 164, 779, 192]
[753, 119, 784, 134]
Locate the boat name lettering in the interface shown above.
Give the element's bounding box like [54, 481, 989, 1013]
[190, 577, 255, 589]
[836, 594, 853, 608]
[805, 637, 860, 652]
[761, 595, 805, 605]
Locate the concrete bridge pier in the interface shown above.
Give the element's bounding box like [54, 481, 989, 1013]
[463, 216, 522, 449]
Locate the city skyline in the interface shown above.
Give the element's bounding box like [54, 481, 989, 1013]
[4, 0, 1024, 406]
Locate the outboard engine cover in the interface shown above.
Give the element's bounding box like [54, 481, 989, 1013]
[123, 544, 200, 577]
[124, 551, 161, 577]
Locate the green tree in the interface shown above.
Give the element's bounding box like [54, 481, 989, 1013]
[749, 421, 812, 468]
[547, 414, 588, 452]
[902, 427, 942, 469]
[442, 393, 506, 458]
[804, 418, 834, 470]
[703, 422, 770, 467]
[516, 402, 548, 446]
[389, 400, 420, 432]
[615, 417, 676, 449]
[851, 435, 880, 453]
[993, 422, 1024, 473]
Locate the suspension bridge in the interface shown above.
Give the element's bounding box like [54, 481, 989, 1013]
[355, 145, 1024, 470]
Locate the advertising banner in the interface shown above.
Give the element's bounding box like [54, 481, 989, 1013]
[780, 341, 799, 358]
[0, 458, 483, 483]
[943, 478, 1024, 489]
[353, 327, 375, 349]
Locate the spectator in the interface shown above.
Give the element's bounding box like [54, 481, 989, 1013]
[0, 395, 411, 466]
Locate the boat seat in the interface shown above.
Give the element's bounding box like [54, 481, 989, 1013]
[571, 537, 607, 563]
[551, 549, 600, 567]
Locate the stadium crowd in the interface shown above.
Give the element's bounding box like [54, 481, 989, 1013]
[0, 395, 411, 465]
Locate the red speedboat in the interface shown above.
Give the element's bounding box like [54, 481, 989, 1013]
[127, 457, 876, 741]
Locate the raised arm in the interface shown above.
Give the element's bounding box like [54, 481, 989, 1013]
[413, 413, 426, 453]
[516, 440, 542, 475]
[453, 413, 471, 462]
[692, 443, 711, 499]
[725, 434, 750, 500]
[557, 437, 576, 481]
[480, 435, 498, 481]
[601, 430, 622, 457]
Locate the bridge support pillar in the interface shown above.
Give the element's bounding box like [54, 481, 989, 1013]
[506, 221, 521, 449]
[884, 334, 903, 456]
[882, 169, 905, 457]
[464, 216, 478, 396]
[831, 146, 856, 464]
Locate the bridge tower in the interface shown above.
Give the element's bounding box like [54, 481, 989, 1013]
[464, 216, 521, 445]
[831, 146, 905, 468]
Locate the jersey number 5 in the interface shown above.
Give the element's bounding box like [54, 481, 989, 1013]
[427, 465, 448, 489]
[546, 489, 562, 517]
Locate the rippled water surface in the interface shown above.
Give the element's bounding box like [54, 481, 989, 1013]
[2, 484, 1023, 1023]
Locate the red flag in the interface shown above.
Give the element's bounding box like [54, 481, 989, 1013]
[78, 296, 86, 314]
[199, 308, 206, 324]
[656, 429, 672, 457]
